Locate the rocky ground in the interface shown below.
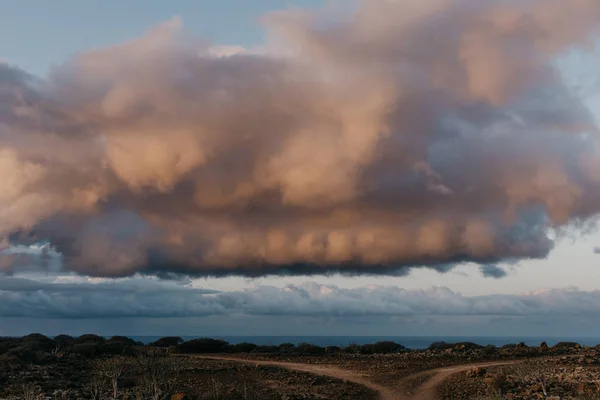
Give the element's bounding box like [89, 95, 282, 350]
[232, 341, 576, 392]
[0, 356, 375, 400]
[438, 356, 600, 399]
[3, 335, 600, 399]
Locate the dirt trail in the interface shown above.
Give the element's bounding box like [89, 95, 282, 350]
[196, 355, 523, 400]
[197, 355, 398, 400]
[400, 360, 520, 400]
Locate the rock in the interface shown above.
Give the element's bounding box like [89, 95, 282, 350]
[465, 367, 486, 378]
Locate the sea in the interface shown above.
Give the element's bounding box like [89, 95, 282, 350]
[125, 336, 600, 349]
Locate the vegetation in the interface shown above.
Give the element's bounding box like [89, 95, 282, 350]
[1, 333, 598, 400]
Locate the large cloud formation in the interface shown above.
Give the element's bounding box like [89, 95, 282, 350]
[2, 277, 600, 319]
[1, 0, 600, 277]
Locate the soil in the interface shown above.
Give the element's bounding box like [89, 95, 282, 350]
[3, 337, 600, 400]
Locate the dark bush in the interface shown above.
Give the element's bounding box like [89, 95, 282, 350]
[231, 342, 258, 353]
[74, 334, 106, 345]
[255, 345, 279, 354]
[67, 342, 103, 357]
[482, 345, 498, 357]
[297, 343, 326, 356]
[360, 341, 405, 354]
[54, 334, 75, 348]
[344, 343, 361, 354]
[552, 342, 581, 350]
[5, 346, 39, 364]
[20, 333, 56, 352]
[278, 343, 296, 353]
[429, 341, 482, 351]
[148, 336, 184, 348]
[175, 338, 231, 354]
[106, 336, 138, 346]
[428, 341, 451, 350]
[100, 337, 139, 356]
[0, 337, 21, 355]
[453, 342, 484, 350]
[325, 346, 341, 354]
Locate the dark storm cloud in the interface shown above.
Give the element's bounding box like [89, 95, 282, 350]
[479, 265, 508, 278]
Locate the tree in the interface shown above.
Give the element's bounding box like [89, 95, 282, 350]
[135, 351, 184, 400]
[94, 356, 129, 399]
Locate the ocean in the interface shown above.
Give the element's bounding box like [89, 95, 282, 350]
[126, 336, 600, 349]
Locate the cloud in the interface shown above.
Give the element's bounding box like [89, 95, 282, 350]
[479, 264, 508, 278]
[0, 1, 600, 277]
[1, 275, 600, 320]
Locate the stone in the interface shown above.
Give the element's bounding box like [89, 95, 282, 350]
[465, 367, 486, 378]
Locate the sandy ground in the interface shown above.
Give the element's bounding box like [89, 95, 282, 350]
[198, 355, 522, 400]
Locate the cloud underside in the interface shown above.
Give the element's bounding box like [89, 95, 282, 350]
[0, 276, 598, 319]
[1, 0, 600, 277]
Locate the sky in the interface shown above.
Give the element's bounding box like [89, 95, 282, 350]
[1, 0, 600, 337]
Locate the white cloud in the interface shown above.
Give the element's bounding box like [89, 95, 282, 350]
[208, 45, 248, 58]
[1, 275, 600, 320]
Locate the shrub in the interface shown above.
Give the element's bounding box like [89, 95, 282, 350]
[107, 336, 138, 346]
[428, 341, 451, 350]
[231, 342, 258, 353]
[0, 337, 20, 355]
[54, 334, 75, 348]
[429, 341, 482, 351]
[454, 342, 484, 350]
[68, 342, 103, 357]
[148, 337, 184, 348]
[360, 341, 405, 354]
[255, 345, 279, 354]
[552, 341, 581, 350]
[344, 343, 361, 354]
[20, 333, 56, 352]
[74, 334, 106, 345]
[483, 345, 498, 357]
[175, 338, 231, 354]
[325, 346, 341, 354]
[101, 337, 139, 356]
[278, 343, 296, 353]
[5, 346, 38, 364]
[297, 343, 326, 356]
